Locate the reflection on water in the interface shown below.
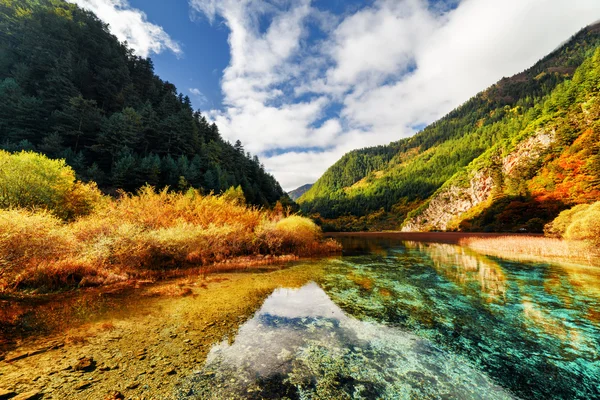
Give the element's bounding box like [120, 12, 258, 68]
[323, 237, 600, 399]
[408, 242, 507, 301]
[180, 283, 512, 399]
[181, 237, 600, 399]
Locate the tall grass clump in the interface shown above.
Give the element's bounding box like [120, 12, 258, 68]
[0, 152, 340, 292]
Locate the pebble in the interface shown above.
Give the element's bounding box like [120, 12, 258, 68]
[11, 390, 42, 400]
[73, 357, 96, 372]
[74, 382, 92, 391]
[104, 390, 125, 400]
[0, 388, 16, 399]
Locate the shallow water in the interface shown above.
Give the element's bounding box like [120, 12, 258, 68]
[181, 237, 600, 399]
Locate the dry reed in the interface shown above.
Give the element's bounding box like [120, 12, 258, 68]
[0, 187, 341, 292]
[460, 235, 600, 266]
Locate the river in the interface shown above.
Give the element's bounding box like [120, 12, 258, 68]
[1, 235, 599, 399]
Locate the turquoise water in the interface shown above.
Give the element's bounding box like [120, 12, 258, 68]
[180, 237, 600, 399]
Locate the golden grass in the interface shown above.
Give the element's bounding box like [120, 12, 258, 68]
[0, 187, 341, 292]
[460, 235, 600, 266]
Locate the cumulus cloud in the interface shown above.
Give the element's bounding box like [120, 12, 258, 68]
[190, 0, 600, 190]
[67, 0, 182, 57]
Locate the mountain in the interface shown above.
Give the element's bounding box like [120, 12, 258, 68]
[0, 0, 287, 206]
[288, 184, 313, 201]
[298, 23, 600, 232]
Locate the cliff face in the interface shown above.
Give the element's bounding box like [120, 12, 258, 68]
[402, 130, 557, 232]
[401, 171, 494, 232]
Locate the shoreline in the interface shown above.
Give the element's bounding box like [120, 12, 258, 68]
[0, 253, 323, 352]
[326, 231, 538, 245]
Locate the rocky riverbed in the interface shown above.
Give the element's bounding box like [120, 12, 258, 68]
[0, 263, 324, 400]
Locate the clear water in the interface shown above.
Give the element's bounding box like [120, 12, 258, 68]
[180, 237, 600, 399]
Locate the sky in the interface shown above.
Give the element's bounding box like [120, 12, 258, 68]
[67, 0, 600, 191]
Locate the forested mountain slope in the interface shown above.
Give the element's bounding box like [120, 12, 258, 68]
[299, 23, 600, 232]
[0, 0, 286, 206]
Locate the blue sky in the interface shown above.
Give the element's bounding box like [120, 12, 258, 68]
[68, 0, 600, 191]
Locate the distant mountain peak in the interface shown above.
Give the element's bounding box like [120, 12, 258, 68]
[288, 183, 313, 201]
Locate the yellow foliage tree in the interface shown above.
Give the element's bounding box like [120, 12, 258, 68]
[0, 150, 102, 220]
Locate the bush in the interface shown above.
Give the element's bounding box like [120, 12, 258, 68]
[259, 216, 324, 255]
[545, 202, 600, 245]
[0, 173, 339, 292]
[0, 209, 74, 270]
[0, 209, 77, 290]
[563, 202, 600, 245]
[544, 203, 590, 237]
[0, 150, 102, 220]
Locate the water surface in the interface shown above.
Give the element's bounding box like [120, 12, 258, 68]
[181, 237, 600, 399]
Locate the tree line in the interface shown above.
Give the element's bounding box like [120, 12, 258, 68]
[0, 0, 287, 206]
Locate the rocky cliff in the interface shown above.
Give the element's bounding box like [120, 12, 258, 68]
[402, 130, 556, 231]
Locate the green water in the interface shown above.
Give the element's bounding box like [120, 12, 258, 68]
[180, 237, 600, 399]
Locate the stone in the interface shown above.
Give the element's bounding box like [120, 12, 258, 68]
[165, 369, 177, 376]
[104, 391, 125, 400]
[74, 382, 92, 391]
[4, 352, 29, 363]
[126, 382, 139, 390]
[11, 390, 42, 400]
[0, 388, 17, 400]
[73, 357, 96, 372]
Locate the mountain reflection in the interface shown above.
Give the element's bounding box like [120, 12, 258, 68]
[406, 242, 507, 301]
[179, 283, 512, 399]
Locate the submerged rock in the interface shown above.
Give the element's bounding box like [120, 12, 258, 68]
[73, 357, 96, 372]
[104, 391, 124, 400]
[0, 388, 16, 399]
[178, 282, 513, 399]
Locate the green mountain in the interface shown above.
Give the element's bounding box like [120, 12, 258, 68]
[0, 0, 286, 206]
[299, 23, 600, 232]
[288, 183, 313, 201]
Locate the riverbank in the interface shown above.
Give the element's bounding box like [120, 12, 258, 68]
[460, 235, 600, 267]
[326, 231, 528, 245]
[328, 231, 599, 267]
[0, 187, 340, 294]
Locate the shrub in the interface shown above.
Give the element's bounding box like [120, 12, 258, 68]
[544, 203, 591, 237]
[0, 209, 74, 270]
[101, 186, 261, 231]
[563, 202, 600, 245]
[545, 202, 600, 246]
[0, 150, 102, 220]
[258, 216, 324, 255]
[0, 175, 339, 292]
[12, 259, 105, 291]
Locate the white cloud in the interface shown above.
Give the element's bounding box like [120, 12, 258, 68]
[67, 0, 182, 57]
[190, 0, 600, 191]
[188, 87, 208, 104]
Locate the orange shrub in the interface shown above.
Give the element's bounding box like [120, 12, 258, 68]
[1, 185, 339, 292]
